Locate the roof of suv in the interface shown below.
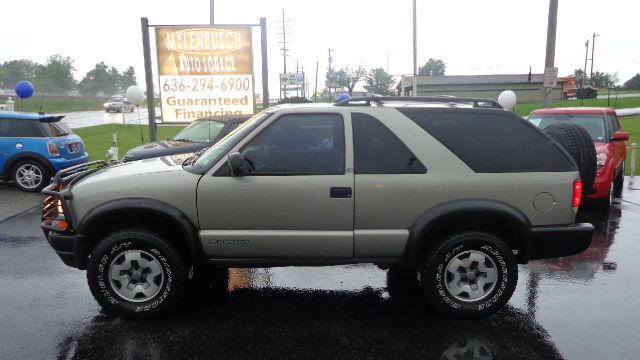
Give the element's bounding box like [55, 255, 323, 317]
[530, 107, 615, 115]
[272, 96, 504, 111]
[0, 111, 64, 121]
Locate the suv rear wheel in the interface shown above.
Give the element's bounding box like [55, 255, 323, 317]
[420, 231, 518, 319]
[11, 160, 50, 192]
[87, 229, 187, 320]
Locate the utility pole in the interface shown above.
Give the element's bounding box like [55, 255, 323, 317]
[542, 0, 558, 108]
[590, 32, 599, 81]
[583, 39, 589, 86]
[328, 48, 334, 99]
[209, 0, 214, 24]
[141, 17, 156, 141]
[412, 0, 418, 97]
[277, 9, 290, 99]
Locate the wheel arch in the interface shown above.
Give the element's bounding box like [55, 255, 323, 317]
[2, 152, 53, 180]
[403, 199, 532, 266]
[76, 198, 204, 270]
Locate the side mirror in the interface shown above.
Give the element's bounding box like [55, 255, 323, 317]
[612, 131, 629, 142]
[227, 152, 244, 176]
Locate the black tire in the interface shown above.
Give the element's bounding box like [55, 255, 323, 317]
[87, 229, 187, 320]
[544, 122, 596, 200]
[613, 162, 624, 197]
[11, 160, 50, 192]
[420, 232, 518, 319]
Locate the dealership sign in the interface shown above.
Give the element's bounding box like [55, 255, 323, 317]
[155, 26, 254, 123]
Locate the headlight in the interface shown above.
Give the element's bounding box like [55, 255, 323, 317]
[597, 152, 608, 169]
[104, 103, 110, 107]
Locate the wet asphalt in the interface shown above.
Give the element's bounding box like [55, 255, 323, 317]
[1, 187, 640, 359]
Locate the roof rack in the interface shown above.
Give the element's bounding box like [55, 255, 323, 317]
[334, 96, 503, 109]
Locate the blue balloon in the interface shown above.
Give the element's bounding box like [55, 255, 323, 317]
[15, 80, 35, 99]
[336, 93, 351, 102]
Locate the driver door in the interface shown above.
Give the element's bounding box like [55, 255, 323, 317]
[196, 112, 354, 260]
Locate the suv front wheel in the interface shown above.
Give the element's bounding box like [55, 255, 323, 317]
[420, 231, 518, 319]
[87, 229, 187, 320]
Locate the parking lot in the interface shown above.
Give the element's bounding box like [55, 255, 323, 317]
[1, 182, 639, 359]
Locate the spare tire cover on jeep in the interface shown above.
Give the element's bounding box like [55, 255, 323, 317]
[543, 122, 597, 198]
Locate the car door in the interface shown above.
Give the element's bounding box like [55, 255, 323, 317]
[607, 114, 626, 169]
[196, 111, 355, 260]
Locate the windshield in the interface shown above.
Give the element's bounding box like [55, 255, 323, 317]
[173, 120, 225, 143]
[528, 114, 606, 142]
[186, 111, 272, 173]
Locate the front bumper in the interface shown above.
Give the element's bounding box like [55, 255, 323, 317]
[44, 232, 83, 268]
[528, 223, 594, 261]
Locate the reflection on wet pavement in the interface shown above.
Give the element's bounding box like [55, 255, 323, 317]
[1, 195, 640, 359]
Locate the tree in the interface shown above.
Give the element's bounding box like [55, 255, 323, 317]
[590, 71, 619, 88]
[119, 66, 137, 90]
[623, 73, 640, 90]
[325, 68, 348, 90]
[418, 58, 446, 76]
[0, 59, 37, 88]
[78, 62, 118, 95]
[574, 69, 586, 86]
[343, 66, 367, 95]
[364, 68, 396, 96]
[35, 54, 76, 93]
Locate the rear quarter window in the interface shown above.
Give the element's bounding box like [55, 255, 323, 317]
[0, 119, 45, 137]
[398, 108, 575, 173]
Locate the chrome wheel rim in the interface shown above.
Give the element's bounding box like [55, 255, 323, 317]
[445, 250, 498, 302]
[15, 164, 43, 189]
[108, 250, 165, 302]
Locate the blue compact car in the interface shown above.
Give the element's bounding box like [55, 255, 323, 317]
[0, 111, 89, 192]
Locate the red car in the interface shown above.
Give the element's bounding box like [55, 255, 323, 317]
[528, 107, 629, 209]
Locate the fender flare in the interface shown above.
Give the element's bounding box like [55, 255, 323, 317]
[403, 199, 532, 266]
[2, 152, 53, 180]
[76, 197, 204, 268]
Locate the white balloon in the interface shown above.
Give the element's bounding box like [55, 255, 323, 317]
[125, 85, 145, 106]
[498, 90, 517, 110]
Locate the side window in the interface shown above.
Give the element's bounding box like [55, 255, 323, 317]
[399, 108, 575, 173]
[240, 114, 345, 175]
[604, 115, 616, 139]
[0, 119, 43, 137]
[352, 113, 426, 174]
[608, 114, 619, 133]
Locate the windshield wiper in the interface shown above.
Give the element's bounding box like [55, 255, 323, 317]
[182, 148, 208, 167]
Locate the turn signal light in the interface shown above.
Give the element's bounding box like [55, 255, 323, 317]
[47, 141, 60, 156]
[572, 179, 582, 208]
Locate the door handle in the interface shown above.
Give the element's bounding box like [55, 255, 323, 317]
[330, 187, 352, 198]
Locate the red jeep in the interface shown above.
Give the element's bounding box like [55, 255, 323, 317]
[528, 107, 629, 209]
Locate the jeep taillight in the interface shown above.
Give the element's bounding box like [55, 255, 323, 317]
[572, 179, 582, 208]
[47, 141, 60, 156]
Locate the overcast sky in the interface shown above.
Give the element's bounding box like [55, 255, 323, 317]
[2, 0, 639, 97]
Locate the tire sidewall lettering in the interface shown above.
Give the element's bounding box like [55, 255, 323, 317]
[434, 241, 511, 312]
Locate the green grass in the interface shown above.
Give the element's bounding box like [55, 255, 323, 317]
[1, 95, 109, 113]
[1, 95, 157, 113]
[74, 124, 184, 161]
[620, 115, 640, 176]
[513, 96, 640, 117]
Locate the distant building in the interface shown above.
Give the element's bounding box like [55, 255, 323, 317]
[397, 74, 563, 103]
